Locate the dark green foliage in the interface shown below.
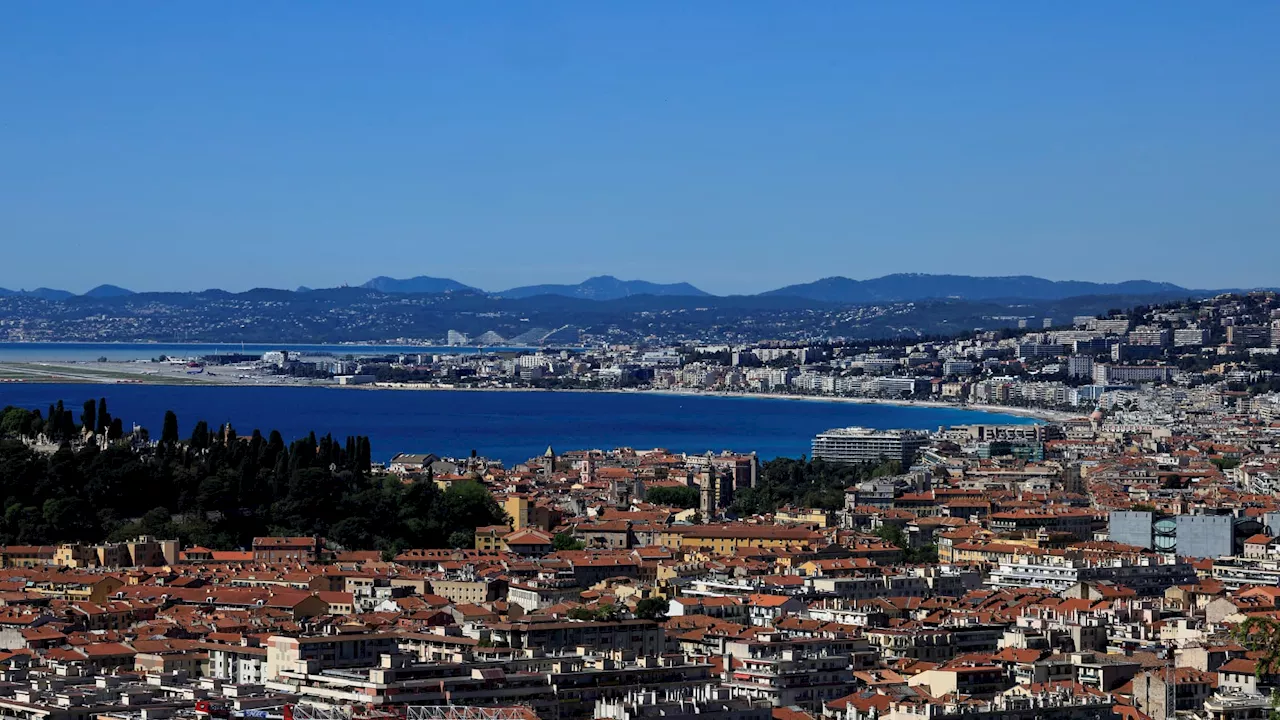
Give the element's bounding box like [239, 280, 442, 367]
[0, 401, 506, 553]
[569, 604, 621, 621]
[731, 457, 901, 515]
[1233, 617, 1280, 675]
[644, 485, 699, 509]
[553, 532, 585, 551]
[81, 400, 96, 435]
[875, 524, 907, 547]
[875, 523, 938, 564]
[161, 411, 180, 446]
[0, 407, 42, 438]
[97, 398, 110, 435]
[634, 597, 668, 621]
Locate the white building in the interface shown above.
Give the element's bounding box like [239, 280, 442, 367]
[812, 427, 930, 465]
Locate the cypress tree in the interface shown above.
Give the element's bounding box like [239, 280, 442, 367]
[81, 400, 96, 435]
[59, 405, 76, 439]
[96, 398, 110, 435]
[161, 410, 180, 446]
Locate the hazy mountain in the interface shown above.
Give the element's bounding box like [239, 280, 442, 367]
[0, 284, 1204, 344]
[5, 287, 76, 301]
[762, 273, 1190, 303]
[81, 284, 135, 298]
[499, 275, 710, 300]
[361, 276, 478, 294]
[0, 273, 1211, 306]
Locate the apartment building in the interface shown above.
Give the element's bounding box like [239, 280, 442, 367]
[483, 619, 664, 657]
[812, 427, 930, 466]
[264, 632, 399, 680]
[723, 647, 854, 711]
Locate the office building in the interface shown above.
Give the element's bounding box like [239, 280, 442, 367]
[1176, 515, 1234, 559]
[1109, 511, 1155, 550]
[1108, 512, 1248, 559]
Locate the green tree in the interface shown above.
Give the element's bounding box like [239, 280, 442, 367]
[190, 421, 211, 451]
[554, 532, 585, 551]
[634, 597, 668, 621]
[161, 411, 180, 446]
[0, 398, 514, 554]
[732, 457, 901, 515]
[875, 524, 907, 548]
[81, 400, 97, 435]
[96, 398, 110, 435]
[0, 408, 35, 438]
[645, 485, 699, 509]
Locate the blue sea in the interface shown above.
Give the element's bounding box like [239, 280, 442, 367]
[0, 384, 1037, 466]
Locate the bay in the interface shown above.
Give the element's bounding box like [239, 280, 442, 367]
[0, 384, 1037, 466]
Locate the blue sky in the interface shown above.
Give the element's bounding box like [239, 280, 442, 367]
[2, 2, 1277, 294]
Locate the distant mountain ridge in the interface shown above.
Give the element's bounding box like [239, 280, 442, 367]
[496, 275, 710, 300]
[761, 274, 1191, 303]
[0, 287, 76, 301]
[361, 276, 478, 294]
[0, 273, 1226, 304]
[82, 284, 135, 298]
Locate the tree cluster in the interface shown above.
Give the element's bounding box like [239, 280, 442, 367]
[874, 523, 939, 564]
[644, 485, 700, 509]
[0, 402, 506, 553]
[731, 457, 902, 515]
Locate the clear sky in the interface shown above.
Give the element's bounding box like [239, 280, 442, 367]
[2, 2, 1277, 295]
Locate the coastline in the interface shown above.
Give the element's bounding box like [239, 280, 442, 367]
[344, 383, 1072, 423]
[1, 359, 1073, 423]
[634, 388, 1075, 422]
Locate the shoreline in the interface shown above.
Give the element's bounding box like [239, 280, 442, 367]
[1, 365, 1070, 423]
[360, 384, 1069, 422]
[635, 388, 1075, 422]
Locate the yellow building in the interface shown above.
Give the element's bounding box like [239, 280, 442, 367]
[774, 507, 834, 528]
[502, 495, 560, 532]
[29, 574, 125, 603]
[0, 545, 56, 568]
[661, 525, 821, 555]
[54, 544, 98, 568]
[53, 537, 180, 569]
[474, 525, 511, 552]
[505, 496, 531, 531]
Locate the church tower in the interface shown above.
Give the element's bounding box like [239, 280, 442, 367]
[542, 445, 556, 481]
[700, 453, 717, 523]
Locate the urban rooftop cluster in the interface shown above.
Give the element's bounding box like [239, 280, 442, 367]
[2, 292, 1280, 720]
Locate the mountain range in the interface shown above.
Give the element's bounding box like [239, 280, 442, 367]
[760, 274, 1191, 303]
[0, 273, 1227, 304]
[0, 284, 133, 300]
